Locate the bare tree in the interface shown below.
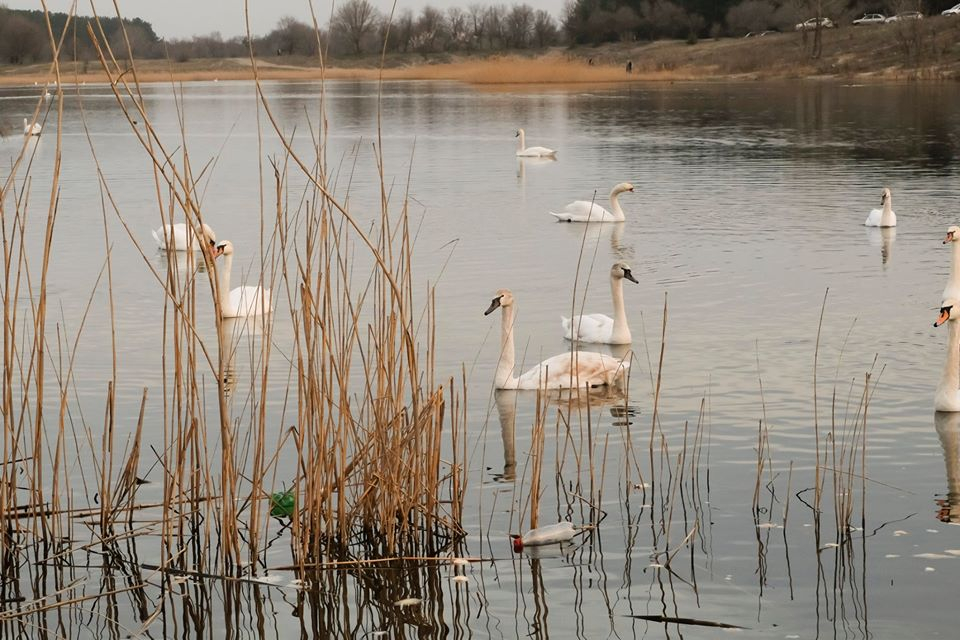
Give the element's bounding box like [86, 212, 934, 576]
[332, 0, 379, 55]
[505, 4, 535, 47]
[0, 13, 45, 64]
[467, 4, 487, 49]
[447, 7, 470, 50]
[413, 6, 447, 53]
[532, 9, 559, 47]
[484, 4, 508, 48]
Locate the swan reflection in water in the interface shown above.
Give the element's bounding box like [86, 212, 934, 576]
[516, 155, 557, 183]
[865, 227, 896, 266]
[492, 386, 630, 484]
[935, 411, 960, 523]
[217, 315, 271, 400]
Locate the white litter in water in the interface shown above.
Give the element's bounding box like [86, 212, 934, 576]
[451, 558, 470, 566]
[756, 523, 783, 529]
[250, 574, 284, 585]
[925, 567, 936, 572]
[944, 550, 960, 556]
[786, 635, 801, 639]
[634, 482, 650, 489]
[648, 563, 663, 569]
[821, 543, 840, 549]
[803, 523, 812, 527]
[452, 576, 469, 583]
[395, 597, 422, 608]
[724, 575, 733, 581]
[914, 553, 953, 559]
[884, 554, 900, 558]
[893, 530, 909, 537]
[288, 579, 310, 590]
[927, 529, 939, 533]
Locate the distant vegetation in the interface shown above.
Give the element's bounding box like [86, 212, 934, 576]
[0, 0, 956, 65]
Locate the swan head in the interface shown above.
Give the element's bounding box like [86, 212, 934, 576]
[484, 289, 514, 316]
[612, 262, 639, 284]
[612, 182, 635, 196]
[935, 300, 958, 327]
[944, 225, 960, 245]
[199, 223, 217, 245]
[514, 129, 523, 138]
[881, 187, 892, 204]
[213, 240, 234, 258]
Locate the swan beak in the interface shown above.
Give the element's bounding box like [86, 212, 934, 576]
[484, 297, 502, 316]
[935, 308, 951, 327]
[624, 269, 639, 284]
[945, 232, 954, 245]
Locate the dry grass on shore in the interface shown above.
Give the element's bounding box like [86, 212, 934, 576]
[2, 16, 960, 89]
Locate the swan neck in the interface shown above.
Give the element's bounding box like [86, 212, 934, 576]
[609, 190, 626, 221]
[950, 242, 960, 286]
[496, 305, 518, 388]
[517, 130, 525, 151]
[218, 253, 233, 316]
[939, 319, 960, 406]
[610, 276, 630, 342]
[881, 196, 894, 226]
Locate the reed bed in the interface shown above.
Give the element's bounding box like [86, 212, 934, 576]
[0, 9, 469, 634]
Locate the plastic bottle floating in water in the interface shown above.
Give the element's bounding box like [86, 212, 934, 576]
[511, 521, 584, 552]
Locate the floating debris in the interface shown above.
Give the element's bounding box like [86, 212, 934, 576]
[925, 567, 936, 572]
[893, 530, 909, 537]
[450, 558, 470, 567]
[269, 489, 296, 518]
[452, 576, 469, 583]
[756, 523, 783, 529]
[914, 553, 953, 559]
[927, 529, 939, 533]
[395, 597, 422, 608]
[885, 554, 901, 558]
[626, 614, 744, 629]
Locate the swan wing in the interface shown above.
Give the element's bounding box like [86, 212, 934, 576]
[229, 286, 273, 317]
[550, 201, 615, 223]
[562, 314, 613, 342]
[864, 208, 882, 226]
[517, 146, 556, 157]
[516, 351, 628, 390]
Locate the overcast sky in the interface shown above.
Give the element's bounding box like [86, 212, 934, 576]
[5, 0, 562, 39]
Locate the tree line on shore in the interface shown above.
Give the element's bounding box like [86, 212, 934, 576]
[0, 0, 951, 65]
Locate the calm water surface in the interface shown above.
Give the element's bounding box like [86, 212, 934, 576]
[2, 79, 960, 637]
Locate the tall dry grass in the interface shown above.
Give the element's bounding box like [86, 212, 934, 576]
[0, 9, 469, 632]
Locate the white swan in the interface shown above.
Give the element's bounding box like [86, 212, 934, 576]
[23, 118, 41, 136]
[562, 262, 638, 344]
[484, 289, 629, 390]
[864, 187, 896, 227]
[212, 240, 273, 318]
[935, 299, 960, 412]
[550, 182, 634, 223]
[515, 129, 556, 158]
[943, 226, 960, 302]
[152, 222, 217, 251]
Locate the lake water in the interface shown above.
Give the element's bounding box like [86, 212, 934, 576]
[2, 78, 960, 637]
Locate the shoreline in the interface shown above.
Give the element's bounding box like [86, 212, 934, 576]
[2, 23, 959, 88]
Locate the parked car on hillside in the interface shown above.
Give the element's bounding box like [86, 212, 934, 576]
[943, 3, 960, 15]
[885, 11, 923, 22]
[795, 17, 835, 31]
[852, 13, 886, 25]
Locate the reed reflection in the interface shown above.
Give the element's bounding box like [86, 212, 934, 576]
[935, 411, 960, 523]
